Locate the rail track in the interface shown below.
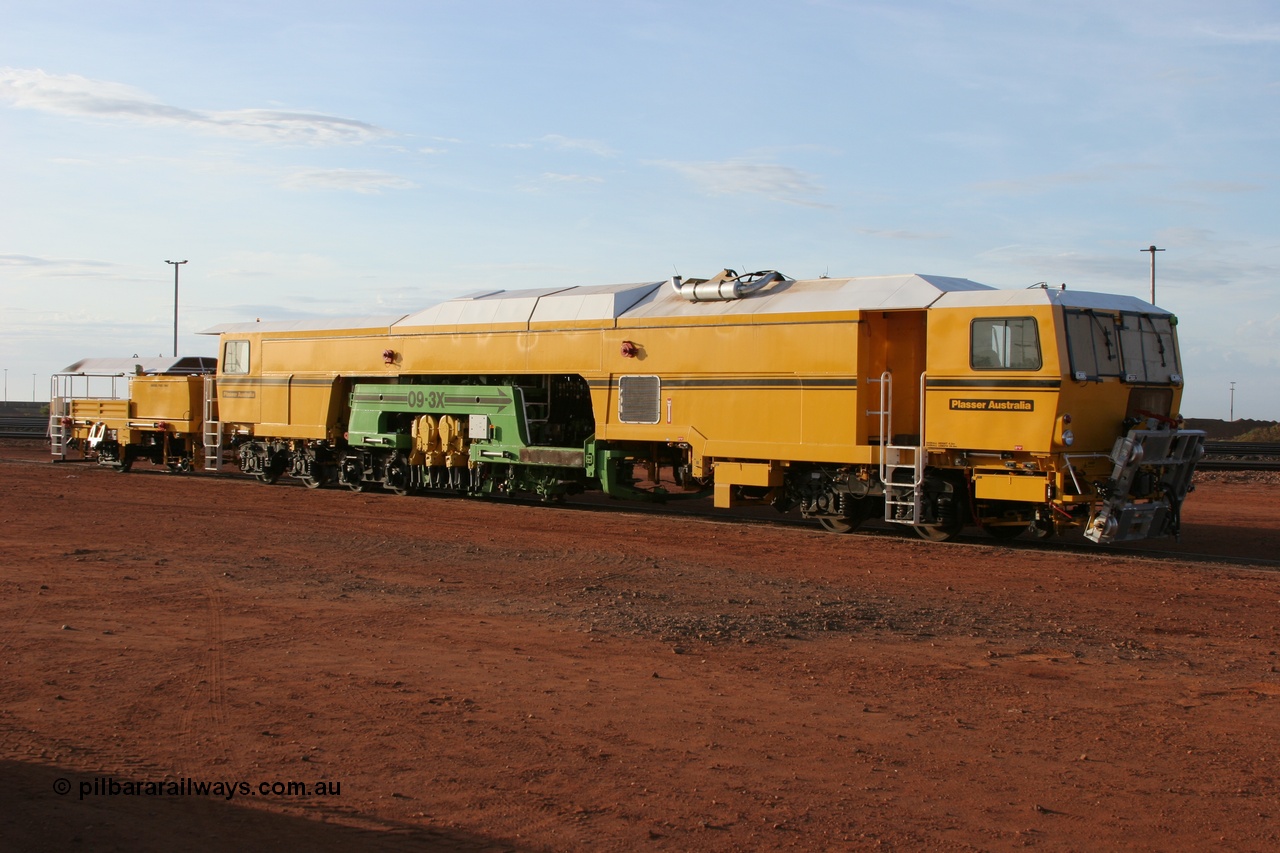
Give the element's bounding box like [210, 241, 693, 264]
[9, 427, 1280, 469]
[0, 416, 46, 439]
[1199, 440, 1280, 471]
[5, 444, 1277, 570]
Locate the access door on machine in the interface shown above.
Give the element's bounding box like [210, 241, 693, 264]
[862, 311, 927, 446]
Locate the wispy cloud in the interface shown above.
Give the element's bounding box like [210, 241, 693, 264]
[0, 253, 118, 274]
[653, 158, 828, 207]
[1195, 23, 1280, 44]
[970, 171, 1108, 195]
[516, 172, 606, 193]
[277, 168, 416, 193]
[969, 164, 1159, 196]
[1, 253, 59, 267]
[857, 228, 950, 241]
[498, 135, 618, 156]
[1177, 180, 1263, 194]
[539, 134, 617, 157]
[540, 172, 604, 184]
[0, 67, 390, 145]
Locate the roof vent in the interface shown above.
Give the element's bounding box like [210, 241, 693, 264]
[669, 269, 790, 302]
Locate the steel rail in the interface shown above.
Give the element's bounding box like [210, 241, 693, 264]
[0, 416, 47, 438]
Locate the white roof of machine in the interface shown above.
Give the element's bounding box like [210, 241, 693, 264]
[199, 315, 408, 335]
[529, 281, 665, 324]
[396, 287, 567, 329]
[202, 274, 1160, 339]
[621, 274, 994, 322]
[57, 356, 217, 375]
[933, 287, 1173, 314]
[395, 281, 666, 330]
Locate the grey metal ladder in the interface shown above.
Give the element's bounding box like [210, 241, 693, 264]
[49, 396, 69, 459]
[201, 375, 223, 471]
[870, 371, 927, 525]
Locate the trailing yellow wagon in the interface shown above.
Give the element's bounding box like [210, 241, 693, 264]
[51, 357, 216, 472]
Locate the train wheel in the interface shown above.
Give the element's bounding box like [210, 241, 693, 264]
[257, 451, 286, 485]
[339, 457, 365, 492]
[912, 520, 963, 542]
[911, 472, 966, 541]
[302, 474, 325, 490]
[818, 516, 858, 534]
[385, 455, 411, 496]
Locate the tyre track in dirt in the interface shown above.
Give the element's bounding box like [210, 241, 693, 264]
[0, 581, 44, 657]
[175, 572, 233, 771]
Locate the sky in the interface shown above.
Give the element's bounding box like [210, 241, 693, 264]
[2, 0, 1277, 419]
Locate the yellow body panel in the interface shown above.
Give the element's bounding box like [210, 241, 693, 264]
[974, 472, 1050, 503]
[594, 316, 866, 462]
[67, 376, 203, 435]
[214, 300, 1186, 469]
[221, 302, 1140, 469]
[218, 316, 877, 463]
[218, 329, 391, 436]
[68, 398, 130, 429]
[923, 305, 1061, 454]
[712, 460, 785, 487]
[209, 283, 1186, 507]
[131, 376, 203, 430]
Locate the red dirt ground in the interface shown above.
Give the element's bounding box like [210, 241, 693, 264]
[1, 438, 1278, 851]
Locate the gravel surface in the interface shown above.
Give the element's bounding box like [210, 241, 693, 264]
[2, 439, 1278, 851]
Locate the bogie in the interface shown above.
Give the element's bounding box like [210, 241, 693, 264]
[784, 466, 880, 535]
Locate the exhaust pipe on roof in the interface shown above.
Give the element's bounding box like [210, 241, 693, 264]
[669, 269, 790, 302]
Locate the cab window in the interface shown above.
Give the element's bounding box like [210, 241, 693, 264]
[222, 340, 250, 375]
[1064, 309, 1122, 379]
[1117, 313, 1181, 384]
[1064, 310, 1181, 383]
[970, 317, 1041, 370]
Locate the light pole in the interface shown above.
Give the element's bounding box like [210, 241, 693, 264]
[1230, 381, 1236, 422]
[165, 259, 188, 357]
[1140, 245, 1164, 305]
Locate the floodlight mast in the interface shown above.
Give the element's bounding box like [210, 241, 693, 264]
[165, 260, 188, 357]
[1141, 245, 1164, 305]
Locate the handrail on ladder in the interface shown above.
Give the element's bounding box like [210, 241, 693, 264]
[49, 399, 68, 458]
[873, 370, 892, 481]
[917, 369, 926, 465]
[875, 370, 929, 524]
[202, 375, 222, 471]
